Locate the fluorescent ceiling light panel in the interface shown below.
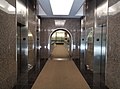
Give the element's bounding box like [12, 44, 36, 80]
[55, 20, 66, 26]
[109, 7, 116, 12]
[0, 0, 15, 14]
[0, 0, 7, 8]
[50, 0, 74, 15]
[17, 1, 26, 13]
[8, 5, 15, 11]
[97, 2, 108, 17]
[0, 4, 5, 8]
[109, 1, 120, 15]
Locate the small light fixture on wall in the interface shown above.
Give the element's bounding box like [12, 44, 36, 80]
[0, 0, 15, 14]
[8, 5, 15, 11]
[54, 20, 66, 26]
[109, 1, 120, 15]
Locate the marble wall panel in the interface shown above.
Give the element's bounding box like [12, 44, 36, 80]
[28, 1, 37, 67]
[40, 18, 81, 59]
[0, 0, 16, 88]
[106, 0, 120, 88]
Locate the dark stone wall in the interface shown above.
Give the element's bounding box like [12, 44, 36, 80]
[106, 0, 120, 89]
[40, 18, 81, 59]
[28, 0, 37, 68]
[0, 0, 38, 88]
[0, 0, 17, 89]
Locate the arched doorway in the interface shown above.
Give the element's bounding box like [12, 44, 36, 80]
[48, 28, 73, 58]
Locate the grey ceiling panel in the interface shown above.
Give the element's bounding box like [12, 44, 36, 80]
[75, 5, 84, 16]
[38, 0, 52, 15]
[38, 4, 47, 16]
[69, 0, 84, 16]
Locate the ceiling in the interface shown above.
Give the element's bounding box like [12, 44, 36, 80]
[37, 0, 85, 18]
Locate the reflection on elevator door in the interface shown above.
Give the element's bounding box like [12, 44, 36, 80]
[17, 23, 28, 88]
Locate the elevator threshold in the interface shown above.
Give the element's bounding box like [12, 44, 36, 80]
[32, 59, 91, 89]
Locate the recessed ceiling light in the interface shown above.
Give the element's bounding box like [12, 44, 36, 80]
[0, 0, 7, 8]
[50, 0, 74, 15]
[0, 4, 5, 8]
[8, 5, 15, 11]
[109, 1, 120, 15]
[109, 7, 116, 12]
[55, 20, 66, 26]
[0, 0, 15, 14]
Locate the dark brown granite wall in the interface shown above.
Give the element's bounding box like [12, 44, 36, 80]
[28, 0, 37, 68]
[0, 0, 38, 88]
[0, 0, 16, 89]
[106, 0, 120, 89]
[40, 18, 81, 59]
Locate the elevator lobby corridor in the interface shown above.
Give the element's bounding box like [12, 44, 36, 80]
[0, 0, 120, 89]
[32, 45, 90, 89]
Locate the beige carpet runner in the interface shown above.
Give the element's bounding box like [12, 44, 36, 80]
[32, 59, 91, 89]
[51, 45, 70, 58]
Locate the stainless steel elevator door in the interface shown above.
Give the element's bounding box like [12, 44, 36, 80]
[100, 24, 106, 86]
[17, 23, 28, 88]
[94, 24, 106, 73]
[80, 27, 86, 70]
[17, 24, 21, 76]
[94, 24, 107, 88]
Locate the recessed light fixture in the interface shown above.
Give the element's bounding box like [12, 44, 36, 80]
[97, 2, 108, 17]
[55, 20, 66, 26]
[0, 0, 6, 8]
[109, 1, 120, 15]
[0, 4, 5, 8]
[109, 7, 116, 12]
[0, 0, 15, 14]
[16, 1, 26, 14]
[8, 5, 15, 11]
[50, 0, 74, 15]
